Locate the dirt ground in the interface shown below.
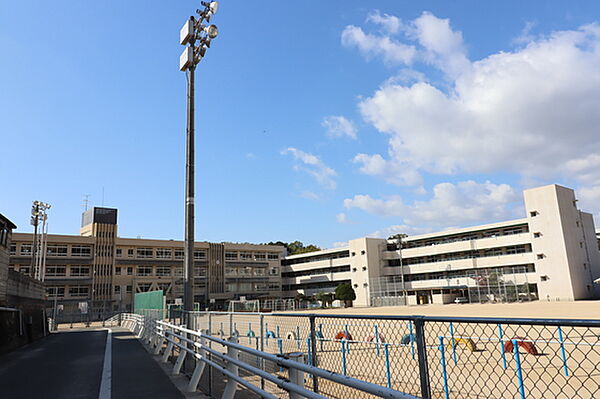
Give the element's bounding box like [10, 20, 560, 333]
[286, 300, 600, 320]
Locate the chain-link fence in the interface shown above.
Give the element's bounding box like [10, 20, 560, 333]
[137, 309, 600, 399]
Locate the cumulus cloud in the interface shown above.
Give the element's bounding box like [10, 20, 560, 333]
[300, 191, 320, 201]
[282, 147, 337, 189]
[336, 212, 350, 224]
[368, 224, 434, 239]
[322, 116, 357, 139]
[341, 25, 416, 65]
[343, 13, 600, 203]
[367, 10, 403, 34]
[344, 181, 520, 227]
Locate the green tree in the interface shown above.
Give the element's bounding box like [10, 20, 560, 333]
[315, 292, 334, 308]
[265, 240, 321, 255]
[335, 283, 356, 307]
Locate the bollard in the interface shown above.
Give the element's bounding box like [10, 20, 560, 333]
[512, 339, 526, 399]
[384, 343, 391, 388]
[498, 324, 507, 370]
[341, 339, 347, 376]
[438, 337, 450, 399]
[288, 352, 306, 399]
[222, 336, 240, 399]
[449, 322, 457, 366]
[557, 327, 569, 377]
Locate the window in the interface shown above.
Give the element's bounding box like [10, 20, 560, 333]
[225, 267, 237, 276]
[156, 266, 171, 276]
[115, 267, 121, 275]
[194, 250, 206, 260]
[70, 266, 90, 277]
[126, 285, 133, 293]
[116, 248, 122, 257]
[136, 248, 153, 258]
[254, 253, 266, 260]
[20, 244, 32, 255]
[114, 285, 121, 294]
[71, 245, 91, 257]
[240, 252, 252, 260]
[47, 287, 65, 297]
[351, 252, 356, 256]
[225, 252, 238, 260]
[268, 283, 279, 290]
[254, 268, 266, 276]
[533, 232, 541, 238]
[19, 266, 30, 275]
[137, 266, 153, 276]
[239, 267, 252, 276]
[156, 248, 172, 259]
[68, 286, 89, 297]
[47, 244, 68, 257]
[127, 267, 133, 275]
[10, 243, 16, 255]
[127, 249, 134, 258]
[269, 267, 279, 275]
[46, 266, 66, 277]
[254, 283, 268, 292]
[530, 211, 538, 217]
[537, 254, 545, 260]
[174, 250, 184, 260]
[267, 253, 279, 260]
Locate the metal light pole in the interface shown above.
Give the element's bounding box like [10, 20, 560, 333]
[30, 201, 51, 280]
[179, 1, 220, 314]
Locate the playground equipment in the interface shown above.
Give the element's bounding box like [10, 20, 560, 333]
[335, 331, 353, 341]
[448, 337, 477, 352]
[367, 333, 386, 343]
[504, 337, 539, 355]
[266, 330, 277, 338]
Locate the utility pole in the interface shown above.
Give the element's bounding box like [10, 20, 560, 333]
[179, 1, 220, 315]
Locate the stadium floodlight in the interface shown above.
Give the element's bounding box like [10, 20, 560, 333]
[206, 24, 218, 39]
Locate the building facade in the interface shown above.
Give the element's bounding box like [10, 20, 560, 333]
[9, 207, 285, 313]
[281, 185, 600, 306]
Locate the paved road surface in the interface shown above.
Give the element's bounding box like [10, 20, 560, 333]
[0, 327, 184, 399]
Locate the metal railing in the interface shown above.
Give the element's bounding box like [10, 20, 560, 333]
[129, 309, 600, 399]
[121, 312, 418, 399]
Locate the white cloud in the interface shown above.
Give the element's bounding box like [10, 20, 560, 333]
[344, 181, 519, 227]
[368, 224, 433, 239]
[367, 10, 403, 34]
[282, 147, 337, 189]
[341, 25, 416, 65]
[347, 15, 600, 191]
[322, 116, 357, 139]
[300, 191, 320, 200]
[336, 212, 349, 224]
[513, 21, 537, 45]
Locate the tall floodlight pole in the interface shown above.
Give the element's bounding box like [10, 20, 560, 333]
[30, 201, 51, 280]
[179, 1, 220, 314]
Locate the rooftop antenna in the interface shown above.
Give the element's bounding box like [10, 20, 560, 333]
[83, 194, 91, 211]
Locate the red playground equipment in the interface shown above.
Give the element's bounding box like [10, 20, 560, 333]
[504, 337, 539, 355]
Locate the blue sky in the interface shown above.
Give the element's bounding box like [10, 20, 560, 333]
[2, 1, 600, 248]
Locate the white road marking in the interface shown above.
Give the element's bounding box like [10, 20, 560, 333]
[99, 328, 112, 399]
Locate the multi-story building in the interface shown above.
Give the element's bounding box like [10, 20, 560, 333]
[9, 207, 285, 312]
[282, 184, 600, 306]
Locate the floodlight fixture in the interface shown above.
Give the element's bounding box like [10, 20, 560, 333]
[206, 24, 218, 39]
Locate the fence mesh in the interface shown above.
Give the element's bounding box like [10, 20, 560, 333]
[134, 309, 600, 399]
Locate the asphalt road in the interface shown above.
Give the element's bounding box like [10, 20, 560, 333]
[0, 327, 184, 399]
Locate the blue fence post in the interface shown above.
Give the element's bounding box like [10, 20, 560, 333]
[265, 322, 269, 346]
[449, 322, 457, 365]
[297, 326, 301, 349]
[498, 324, 507, 369]
[306, 337, 312, 365]
[278, 338, 284, 372]
[512, 339, 526, 399]
[341, 339, 347, 376]
[384, 343, 391, 388]
[438, 337, 450, 399]
[345, 324, 350, 353]
[375, 324, 381, 357]
[557, 326, 569, 377]
[409, 320, 415, 360]
[276, 325, 280, 338]
[248, 322, 252, 344]
[319, 323, 324, 352]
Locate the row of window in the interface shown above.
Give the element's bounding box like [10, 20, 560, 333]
[281, 250, 349, 266]
[46, 286, 89, 298]
[387, 245, 531, 267]
[282, 279, 351, 292]
[281, 265, 351, 278]
[11, 243, 92, 257]
[114, 247, 280, 261]
[395, 225, 530, 250]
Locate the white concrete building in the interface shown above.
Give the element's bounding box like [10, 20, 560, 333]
[282, 184, 600, 306]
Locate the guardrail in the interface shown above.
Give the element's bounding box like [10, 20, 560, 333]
[121, 313, 419, 399]
[133, 309, 600, 399]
